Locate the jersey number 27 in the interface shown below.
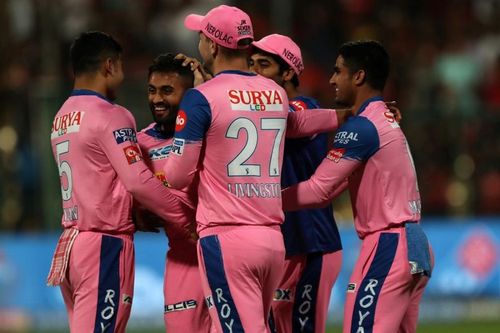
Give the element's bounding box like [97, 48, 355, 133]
[226, 117, 286, 177]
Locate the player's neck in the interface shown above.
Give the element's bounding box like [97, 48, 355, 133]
[212, 57, 250, 76]
[73, 75, 108, 97]
[352, 88, 382, 114]
[283, 82, 300, 99]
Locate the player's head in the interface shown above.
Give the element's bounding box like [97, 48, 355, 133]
[70, 31, 124, 100]
[250, 34, 303, 87]
[147, 53, 194, 135]
[329, 40, 389, 106]
[184, 5, 253, 73]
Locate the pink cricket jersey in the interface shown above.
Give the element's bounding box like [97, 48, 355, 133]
[50, 90, 192, 234]
[163, 71, 340, 234]
[283, 96, 421, 238]
[137, 123, 197, 241]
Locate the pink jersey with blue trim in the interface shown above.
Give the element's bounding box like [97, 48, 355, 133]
[164, 71, 289, 232]
[137, 123, 196, 241]
[50, 90, 192, 234]
[163, 71, 340, 233]
[283, 96, 421, 238]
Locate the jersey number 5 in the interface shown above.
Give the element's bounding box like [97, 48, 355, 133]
[226, 117, 286, 177]
[56, 141, 73, 201]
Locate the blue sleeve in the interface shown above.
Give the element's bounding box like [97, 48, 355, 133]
[332, 116, 379, 161]
[175, 88, 211, 141]
[288, 96, 320, 112]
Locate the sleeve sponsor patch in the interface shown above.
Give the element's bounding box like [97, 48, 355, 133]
[326, 148, 345, 163]
[123, 145, 142, 164]
[289, 100, 307, 112]
[171, 138, 185, 156]
[334, 131, 359, 145]
[114, 128, 137, 144]
[175, 111, 187, 132]
[154, 172, 170, 187]
[384, 111, 400, 129]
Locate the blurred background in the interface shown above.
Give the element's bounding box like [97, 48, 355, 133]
[0, 0, 499, 332]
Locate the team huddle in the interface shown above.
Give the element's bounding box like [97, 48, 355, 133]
[47, 4, 433, 333]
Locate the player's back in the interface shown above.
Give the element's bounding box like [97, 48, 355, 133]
[50, 90, 135, 234]
[281, 96, 342, 255]
[347, 97, 421, 238]
[190, 71, 289, 233]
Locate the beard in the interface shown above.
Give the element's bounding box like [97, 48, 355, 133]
[149, 102, 178, 135]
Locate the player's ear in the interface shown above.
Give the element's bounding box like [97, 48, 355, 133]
[282, 68, 295, 83]
[210, 40, 218, 58]
[102, 57, 114, 77]
[353, 69, 366, 86]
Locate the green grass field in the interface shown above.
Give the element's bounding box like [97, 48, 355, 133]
[128, 321, 500, 332]
[9, 321, 499, 332]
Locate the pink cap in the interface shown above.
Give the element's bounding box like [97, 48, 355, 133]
[252, 34, 304, 75]
[184, 5, 253, 49]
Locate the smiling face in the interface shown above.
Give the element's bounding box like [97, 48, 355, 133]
[148, 71, 188, 135]
[329, 55, 356, 107]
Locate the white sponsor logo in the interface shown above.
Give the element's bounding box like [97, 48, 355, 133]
[334, 131, 359, 144]
[273, 288, 292, 301]
[408, 200, 421, 215]
[228, 89, 284, 112]
[171, 138, 185, 156]
[51, 111, 85, 139]
[298, 284, 313, 330]
[355, 279, 378, 333]
[164, 300, 197, 313]
[99, 289, 117, 332]
[215, 288, 235, 332]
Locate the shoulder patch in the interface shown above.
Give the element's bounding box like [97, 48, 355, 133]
[289, 100, 307, 111]
[171, 138, 185, 156]
[113, 127, 137, 144]
[123, 145, 142, 164]
[175, 111, 187, 132]
[326, 148, 345, 163]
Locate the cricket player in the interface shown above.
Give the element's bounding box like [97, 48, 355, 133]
[136, 53, 211, 332]
[250, 34, 343, 333]
[282, 40, 433, 333]
[163, 4, 353, 332]
[47, 31, 193, 333]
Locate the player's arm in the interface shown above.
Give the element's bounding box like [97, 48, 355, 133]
[163, 88, 211, 189]
[98, 110, 193, 227]
[283, 117, 379, 210]
[286, 108, 352, 138]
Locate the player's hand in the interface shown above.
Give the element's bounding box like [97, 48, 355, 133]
[335, 108, 353, 126]
[190, 232, 199, 241]
[385, 101, 402, 123]
[133, 209, 164, 233]
[175, 53, 213, 86]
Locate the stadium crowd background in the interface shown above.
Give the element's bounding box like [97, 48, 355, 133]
[0, 0, 499, 230]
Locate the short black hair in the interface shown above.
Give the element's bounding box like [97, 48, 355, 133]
[70, 31, 122, 76]
[338, 40, 389, 91]
[147, 53, 194, 88]
[253, 48, 300, 87]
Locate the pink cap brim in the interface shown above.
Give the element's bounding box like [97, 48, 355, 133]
[252, 40, 278, 56]
[184, 14, 204, 31]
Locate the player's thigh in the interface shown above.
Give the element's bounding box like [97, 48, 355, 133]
[271, 255, 307, 333]
[314, 250, 342, 333]
[343, 231, 408, 333]
[69, 232, 133, 333]
[198, 227, 285, 333]
[164, 254, 211, 333]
